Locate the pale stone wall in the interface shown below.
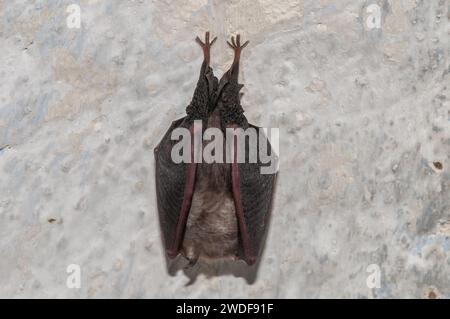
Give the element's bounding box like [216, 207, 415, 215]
[0, 0, 448, 298]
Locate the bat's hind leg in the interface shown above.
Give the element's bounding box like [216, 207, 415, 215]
[186, 31, 218, 120]
[218, 34, 250, 128]
[225, 34, 249, 81]
[195, 31, 217, 66]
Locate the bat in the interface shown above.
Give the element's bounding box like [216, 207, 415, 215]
[154, 32, 277, 266]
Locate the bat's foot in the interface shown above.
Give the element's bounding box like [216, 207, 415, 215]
[222, 34, 249, 84]
[195, 31, 217, 62]
[227, 34, 249, 57]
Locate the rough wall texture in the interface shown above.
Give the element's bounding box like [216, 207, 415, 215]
[0, 0, 449, 298]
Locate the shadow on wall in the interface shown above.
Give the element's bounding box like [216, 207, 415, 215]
[166, 254, 260, 285]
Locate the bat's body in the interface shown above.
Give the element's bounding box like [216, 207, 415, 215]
[183, 109, 238, 264]
[183, 163, 238, 262]
[155, 33, 276, 266]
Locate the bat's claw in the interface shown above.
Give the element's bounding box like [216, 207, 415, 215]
[195, 31, 217, 47]
[226, 34, 249, 53]
[195, 31, 217, 59]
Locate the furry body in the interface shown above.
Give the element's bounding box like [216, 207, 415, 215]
[182, 111, 239, 263]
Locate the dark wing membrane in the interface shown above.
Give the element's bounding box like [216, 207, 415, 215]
[154, 117, 194, 257]
[233, 124, 278, 265]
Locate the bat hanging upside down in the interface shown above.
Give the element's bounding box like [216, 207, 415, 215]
[154, 32, 277, 266]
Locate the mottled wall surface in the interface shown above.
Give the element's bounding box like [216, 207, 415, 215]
[0, 0, 449, 298]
